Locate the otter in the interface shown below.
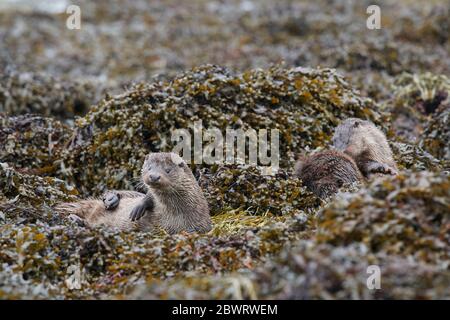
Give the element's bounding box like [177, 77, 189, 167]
[331, 118, 398, 178]
[56, 190, 153, 231]
[294, 150, 364, 198]
[55, 152, 212, 234]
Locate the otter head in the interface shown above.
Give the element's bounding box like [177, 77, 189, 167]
[332, 118, 365, 150]
[141, 152, 190, 190]
[314, 176, 345, 199]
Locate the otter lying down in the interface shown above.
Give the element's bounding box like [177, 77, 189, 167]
[55, 153, 212, 234]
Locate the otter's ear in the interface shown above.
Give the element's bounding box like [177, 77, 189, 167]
[170, 153, 186, 167]
[294, 152, 307, 162]
[353, 120, 361, 128]
[294, 152, 307, 175]
[294, 161, 303, 175]
[145, 153, 152, 161]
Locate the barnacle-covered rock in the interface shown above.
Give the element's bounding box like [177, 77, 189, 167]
[199, 165, 320, 215]
[0, 114, 72, 172]
[56, 65, 378, 196]
[317, 171, 450, 262]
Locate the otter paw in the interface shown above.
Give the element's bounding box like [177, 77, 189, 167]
[68, 214, 86, 227]
[103, 191, 120, 210]
[369, 163, 397, 176]
[130, 203, 147, 221]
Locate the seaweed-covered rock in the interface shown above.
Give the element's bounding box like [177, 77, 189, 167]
[391, 142, 448, 172]
[0, 163, 77, 208]
[0, 199, 316, 299]
[392, 73, 450, 115]
[419, 105, 450, 160]
[387, 73, 450, 142]
[0, 163, 78, 226]
[317, 171, 450, 262]
[1, 0, 450, 301]
[199, 165, 319, 215]
[128, 242, 450, 300]
[56, 65, 379, 196]
[0, 114, 72, 172]
[0, 70, 103, 120]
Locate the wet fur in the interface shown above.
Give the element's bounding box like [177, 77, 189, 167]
[55, 192, 154, 231]
[295, 150, 363, 198]
[332, 118, 398, 178]
[55, 153, 212, 234]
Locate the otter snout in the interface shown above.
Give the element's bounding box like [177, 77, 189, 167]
[150, 174, 161, 183]
[143, 169, 169, 187]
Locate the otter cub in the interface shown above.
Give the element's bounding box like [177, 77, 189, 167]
[294, 150, 363, 198]
[108, 152, 212, 234]
[332, 118, 398, 178]
[55, 153, 212, 234]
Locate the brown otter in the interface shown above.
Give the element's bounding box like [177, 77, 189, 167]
[56, 190, 153, 231]
[55, 152, 212, 234]
[331, 118, 398, 178]
[294, 150, 364, 198]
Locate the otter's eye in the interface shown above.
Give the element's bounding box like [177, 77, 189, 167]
[165, 168, 171, 173]
[147, 165, 152, 171]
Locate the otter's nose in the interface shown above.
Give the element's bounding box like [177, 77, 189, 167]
[150, 174, 161, 183]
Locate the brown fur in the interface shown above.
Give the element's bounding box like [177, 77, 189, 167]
[55, 153, 212, 234]
[55, 192, 153, 231]
[294, 150, 363, 198]
[332, 118, 398, 178]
